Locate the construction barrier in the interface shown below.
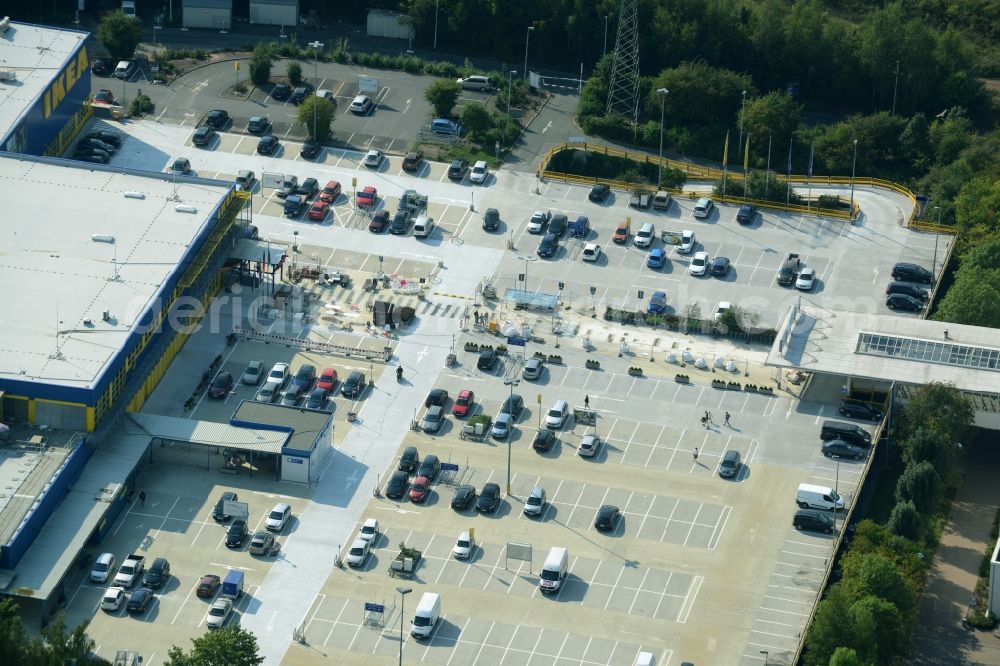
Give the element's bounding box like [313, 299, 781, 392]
[231, 327, 392, 361]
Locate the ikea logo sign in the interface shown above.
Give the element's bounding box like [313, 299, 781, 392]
[42, 46, 89, 120]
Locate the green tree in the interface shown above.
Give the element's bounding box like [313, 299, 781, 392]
[848, 595, 908, 665]
[899, 113, 931, 171]
[961, 237, 1000, 270]
[249, 44, 272, 86]
[287, 61, 302, 86]
[841, 553, 915, 613]
[900, 428, 957, 481]
[651, 62, 755, 127]
[741, 91, 802, 159]
[32, 616, 109, 665]
[165, 626, 264, 666]
[886, 500, 924, 540]
[828, 647, 865, 666]
[954, 175, 1000, 235]
[930, 112, 974, 166]
[933, 267, 1000, 328]
[899, 382, 975, 445]
[804, 584, 854, 666]
[460, 103, 493, 140]
[0, 598, 31, 665]
[297, 96, 336, 143]
[424, 79, 461, 117]
[96, 10, 142, 61]
[895, 461, 943, 515]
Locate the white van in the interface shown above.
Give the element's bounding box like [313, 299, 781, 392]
[410, 592, 440, 638]
[796, 483, 845, 511]
[413, 214, 435, 238]
[633, 222, 655, 248]
[539, 547, 568, 594]
[114, 60, 136, 80]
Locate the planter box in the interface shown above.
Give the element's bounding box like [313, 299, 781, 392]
[627, 367, 643, 376]
[674, 374, 690, 384]
[464, 343, 479, 352]
[744, 384, 758, 393]
[711, 380, 727, 389]
[585, 360, 601, 370]
[547, 355, 563, 364]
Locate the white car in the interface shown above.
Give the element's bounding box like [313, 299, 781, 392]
[265, 503, 291, 532]
[581, 243, 602, 262]
[544, 401, 569, 429]
[470, 160, 489, 184]
[206, 597, 233, 629]
[578, 434, 601, 458]
[359, 518, 379, 543]
[527, 210, 550, 234]
[490, 412, 512, 439]
[101, 587, 126, 612]
[796, 266, 816, 291]
[678, 229, 695, 254]
[315, 89, 334, 102]
[693, 197, 714, 218]
[363, 149, 384, 169]
[452, 531, 476, 559]
[267, 362, 290, 388]
[349, 94, 373, 114]
[346, 538, 371, 568]
[689, 251, 709, 276]
[713, 301, 731, 322]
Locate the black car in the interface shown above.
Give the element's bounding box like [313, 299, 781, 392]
[594, 505, 620, 531]
[192, 126, 216, 146]
[83, 131, 122, 148]
[212, 491, 238, 521]
[296, 177, 319, 197]
[537, 233, 559, 258]
[483, 207, 500, 231]
[417, 454, 441, 482]
[126, 587, 154, 614]
[501, 394, 524, 417]
[226, 519, 248, 548]
[425, 389, 449, 408]
[891, 262, 933, 284]
[142, 557, 171, 589]
[822, 439, 866, 460]
[548, 215, 568, 238]
[369, 210, 390, 233]
[476, 483, 501, 513]
[477, 349, 497, 371]
[77, 152, 109, 164]
[257, 135, 279, 155]
[208, 371, 233, 398]
[385, 470, 409, 499]
[398, 446, 419, 473]
[886, 281, 928, 301]
[451, 484, 476, 510]
[91, 57, 114, 77]
[839, 399, 883, 421]
[793, 509, 834, 534]
[204, 109, 230, 129]
[402, 151, 424, 171]
[886, 293, 924, 312]
[300, 141, 320, 159]
[305, 388, 328, 411]
[447, 159, 469, 180]
[532, 429, 555, 452]
[247, 116, 270, 134]
[736, 204, 756, 225]
[290, 86, 309, 104]
[390, 210, 411, 234]
[291, 364, 316, 391]
[271, 83, 291, 101]
[341, 371, 366, 398]
[78, 138, 115, 154]
[710, 256, 731, 276]
[589, 183, 610, 202]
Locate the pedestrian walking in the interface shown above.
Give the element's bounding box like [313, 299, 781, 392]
[139, 491, 146, 507]
[700, 415, 708, 428]
[693, 447, 699, 461]
[724, 411, 731, 426]
[584, 395, 590, 409]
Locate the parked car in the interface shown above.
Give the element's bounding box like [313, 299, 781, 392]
[839, 399, 883, 421]
[247, 116, 270, 134]
[719, 449, 741, 478]
[235, 170, 255, 190]
[349, 95, 373, 114]
[886, 293, 924, 312]
[578, 434, 601, 457]
[304, 388, 328, 410]
[710, 256, 731, 277]
[356, 186, 377, 207]
[398, 446, 419, 473]
[522, 358, 544, 380]
[796, 267, 816, 291]
[420, 406, 444, 433]
[316, 368, 337, 392]
[83, 130, 122, 147]
[523, 486, 546, 517]
[402, 151, 423, 171]
[581, 243, 602, 262]
[390, 210, 411, 235]
[452, 389, 474, 416]
[291, 364, 316, 391]
[297, 179, 319, 200]
[594, 505, 620, 531]
[891, 262, 934, 284]
[268, 362, 290, 387]
[452, 531, 476, 559]
[265, 503, 292, 531]
[347, 538, 371, 567]
[169, 157, 191, 175]
[537, 233, 559, 258]
[418, 454, 441, 481]
[192, 126, 215, 146]
[612, 221, 629, 244]
[271, 83, 291, 101]
[363, 149, 384, 168]
[793, 509, 834, 534]
[447, 159, 469, 180]
[369, 210, 390, 232]
[256, 135, 279, 155]
[226, 520, 248, 548]
[451, 485, 476, 510]
[689, 252, 709, 276]
[886, 281, 929, 301]
[300, 141, 320, 159]
[678, 229, 696, 254]
[476, 483, 501, 512]
[532, 430, 555, 452]
[713, 302, 731, 323]
[241, 360, 264, 386]
[490, 413, 513, 439]
[142, 557, 171, 589]
[212, 491, 238, 521]
[470, 160, 489, 184]
[208, 372, 233, 398]
[341, 371, 367, 398]
[425, 389, 449, 407]
[483, 207, 500, 231]
[589, 183, 610, 202]
[736, 204, 756, 225]
[255, 382, 280, 403]
[822, 440, 867, 460]
[102, 587, 126, 611]
[527, 210, 551, 234]
[477, 349, 497, 371]
[206, 597, 233, 629]
[647, 248, 666, 268]
[126, 587, 154, 614]
[248, 531, 276, 555]
[196, 574, 221, 598]
[360, 518, 380, 542]
[408, 476, 431, 503]
[647, 291, 668, 314]
[385, 470, 409, 499]
[307, 200, 329, 221]
[290, 85, 310, 104]
[693, 197, 715, 218]
[204, 109, 229, 128]
[319, 180, 342, 203]
[501, 394, 524, 417]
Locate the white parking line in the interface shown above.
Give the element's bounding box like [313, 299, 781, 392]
[676, 575, 703, 623]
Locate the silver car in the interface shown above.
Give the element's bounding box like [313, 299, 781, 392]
[578, 434, 601, 457]
[241, 360, 264, 385]
[522, 358, 543, 380]
[206, 597, 233, 629]
[421, 405, 444, 433]
[523, 486, 546, 516]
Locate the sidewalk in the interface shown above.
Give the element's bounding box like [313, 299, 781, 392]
[909, 437, 1000, 665]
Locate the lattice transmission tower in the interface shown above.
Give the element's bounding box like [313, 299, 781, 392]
[605, 0, 640, 123]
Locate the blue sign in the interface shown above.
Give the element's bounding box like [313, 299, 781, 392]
[441, 463, 459, 471]
[365, 602, 385, 613]
[506, 336, 526, 346]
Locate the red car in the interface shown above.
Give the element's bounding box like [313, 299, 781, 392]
[196, 574, 220, 598]
[612, 221, 629, 244]
[93, 89, 115, 105]
[319, 180, 341, 204]
[369, 209, 389, 232]
[357, 186, 377, 208]
[316, 368, 337, 392]
[408, 476, 430, 503]
[308, 200, 329, 221]
[452, 389, 475, 417]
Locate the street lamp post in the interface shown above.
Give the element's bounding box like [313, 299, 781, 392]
[738, 90, 747, 171]
[523, 26, 535, 83]
[308, 41, 323, 141]
[892, 60, 900, 116]
[397, 586, 412, 666]
[603, 16, 609, 59]
[656, 88, 669, 187]
[849, 139, 859, 217]
[503, 70, 517, 149]
[504, 379, 520, 494]
[933, 206, 942, 280]
[433, 0, 440, 49]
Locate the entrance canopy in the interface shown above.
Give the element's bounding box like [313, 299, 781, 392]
[504, 288, 558, 309]
[128, 413, 288, 454]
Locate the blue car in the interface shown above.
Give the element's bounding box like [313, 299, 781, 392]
[647, 248, 666, 269]
[647, 291, 668, 314]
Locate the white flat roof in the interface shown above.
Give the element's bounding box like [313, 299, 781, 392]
[766, 303, 1000, 395]
[0, 154, 234, 389]
[0, 21, 88, 142]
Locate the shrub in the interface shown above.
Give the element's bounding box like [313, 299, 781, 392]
[287, 61, 302, 85]
[129, 94, 153, 116]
